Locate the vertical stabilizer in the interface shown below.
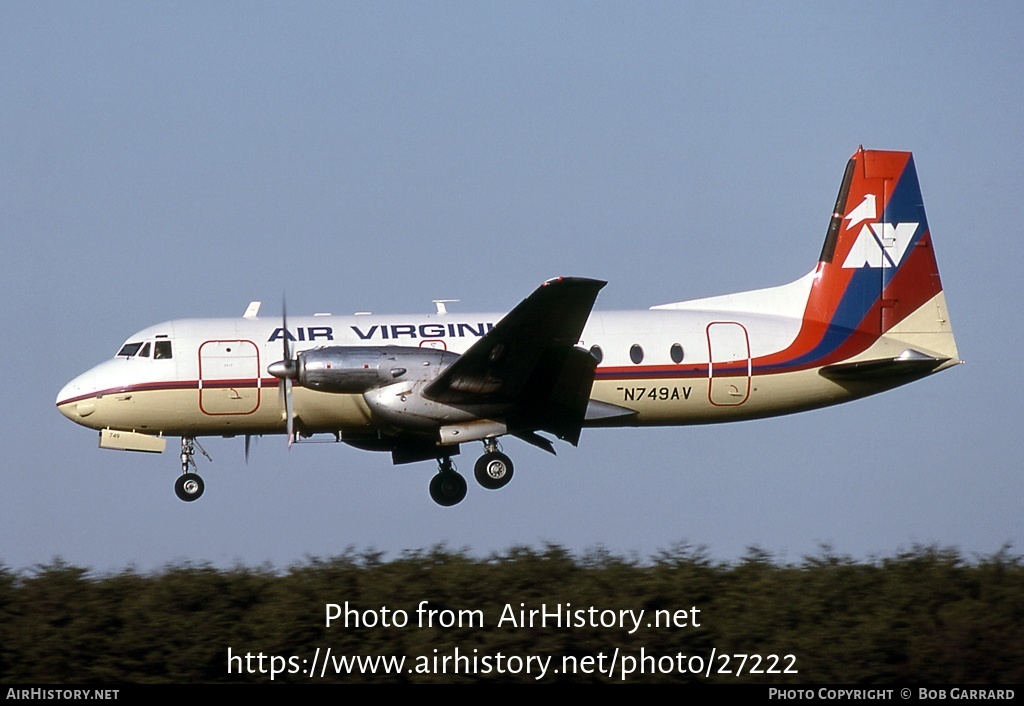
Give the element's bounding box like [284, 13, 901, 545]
[787, 148, 958, 367]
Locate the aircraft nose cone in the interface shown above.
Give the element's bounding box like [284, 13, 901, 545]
[56, 381, 81, 421]
[56, 372, 97, 423]
[56, 378, 78, 408]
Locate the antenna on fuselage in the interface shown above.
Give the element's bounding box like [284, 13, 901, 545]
[433, 299, 459, 315]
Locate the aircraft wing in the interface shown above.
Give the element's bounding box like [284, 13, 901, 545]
[423, 277, 606, 445]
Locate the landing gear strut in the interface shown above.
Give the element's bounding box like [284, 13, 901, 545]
[429, 456, 467, 507]
[474, 439, 514, 490]
[175, 436, 210, 502]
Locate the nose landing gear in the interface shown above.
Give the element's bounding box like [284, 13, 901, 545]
[175, 437, 211, 502]
[174, 472, 205, 502]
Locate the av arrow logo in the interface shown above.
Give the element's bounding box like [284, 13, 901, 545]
[841, 194, 919, 269]
[844, 193, 876, 230]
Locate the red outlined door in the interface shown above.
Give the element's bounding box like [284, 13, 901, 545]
[198, 340, 261, 415]
[707, 322, 750, 406]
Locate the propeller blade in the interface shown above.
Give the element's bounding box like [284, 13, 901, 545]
[282, 295, 293, 364]
[284, 377, 294, 448]
[267, 295, 296, 450]
[244, 434, 251, 463]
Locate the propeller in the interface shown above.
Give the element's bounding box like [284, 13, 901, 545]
[267, 296, 297, 448]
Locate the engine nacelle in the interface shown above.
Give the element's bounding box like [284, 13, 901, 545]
[297, 346, 458, 393]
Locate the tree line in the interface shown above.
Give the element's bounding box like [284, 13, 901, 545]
[1, 544, 1021, 683]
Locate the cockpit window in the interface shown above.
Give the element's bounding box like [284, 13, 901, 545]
[117, 342, 144, 357]
[139, 342, 151, 358]
[154, 341, 173, 359]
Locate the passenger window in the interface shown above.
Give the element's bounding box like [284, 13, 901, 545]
[630, 344, 644, 364]
[670, 343, 684, 363]
[139, 342, 151, 358]
[154, 341, 173, 359]
[589, 345, 603, 364]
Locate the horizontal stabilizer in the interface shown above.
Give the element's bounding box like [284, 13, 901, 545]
[819, 350, 949, 382]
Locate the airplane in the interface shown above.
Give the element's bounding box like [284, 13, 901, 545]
[56, 148, 960, 507]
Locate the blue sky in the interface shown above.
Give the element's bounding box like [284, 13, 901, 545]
[2, 2, 1021, 572]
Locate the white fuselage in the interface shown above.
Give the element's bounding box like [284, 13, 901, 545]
[55, 278, 957, 441]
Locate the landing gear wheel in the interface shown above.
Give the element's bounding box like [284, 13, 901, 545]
[176, 437, 211, 501]
[429, 471, 467, 507]
[175, 473, 205, 502]
[474, 452, 514, 490]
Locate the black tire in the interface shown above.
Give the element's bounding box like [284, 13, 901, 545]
[174, 473, 205, 502]
[429, 471, 467, 506]
[474, 452, 514, 490]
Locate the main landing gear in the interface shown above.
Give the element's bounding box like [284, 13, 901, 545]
[429, 457, 467, 507]
[428, 440, 516, 507]
[474, 439, 514, 490]
[175, 436, 211, 502]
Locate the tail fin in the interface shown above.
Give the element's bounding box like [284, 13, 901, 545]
[798, 148, 959, 368]
[652, 148, 960, 376]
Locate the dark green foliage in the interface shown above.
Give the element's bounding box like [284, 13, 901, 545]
[1, 545, 1021, 683]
